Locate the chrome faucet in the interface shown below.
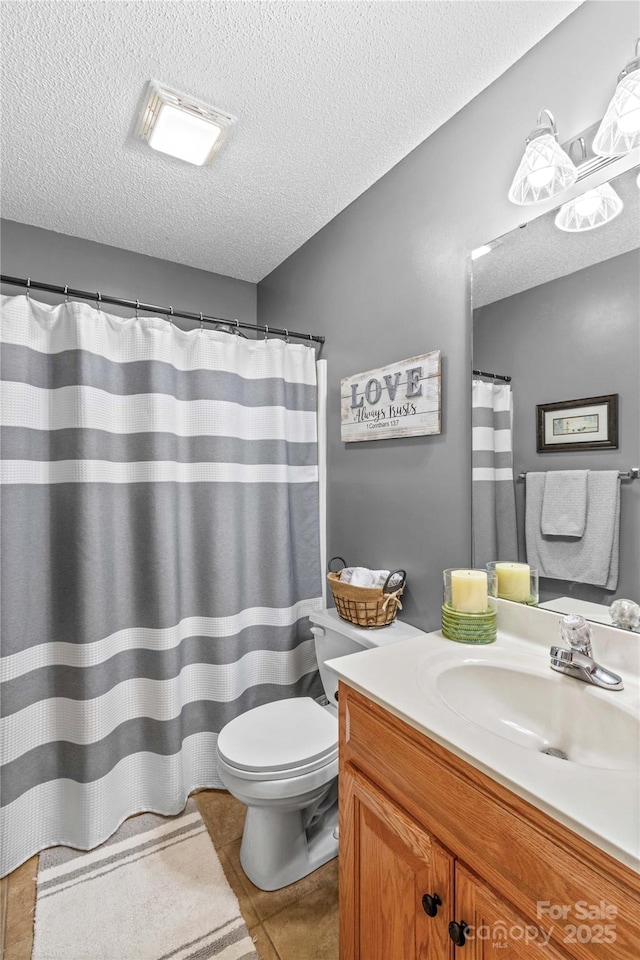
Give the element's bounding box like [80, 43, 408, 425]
[550, 615, 624, 691]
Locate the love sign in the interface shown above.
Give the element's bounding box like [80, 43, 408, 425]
[340, 351, 441, 442]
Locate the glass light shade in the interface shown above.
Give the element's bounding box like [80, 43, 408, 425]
[508, 133, 578, 205]
[148, 104, 222, 165]
[592, 69, 640, 156]
[554, 183, 624, 232]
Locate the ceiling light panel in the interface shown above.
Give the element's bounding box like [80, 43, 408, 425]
[471, 245, 492, 260]
[137, 81, 235, 166]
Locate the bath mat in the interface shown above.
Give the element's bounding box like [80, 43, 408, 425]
[32, 799, 258, 960]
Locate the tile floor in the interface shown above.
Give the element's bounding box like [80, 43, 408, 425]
[1, 855, 37, 960]
[0, 789, 339, 960]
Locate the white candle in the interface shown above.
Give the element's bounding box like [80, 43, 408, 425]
[495, 562, 530, 602]
[450, 569, 488, 613]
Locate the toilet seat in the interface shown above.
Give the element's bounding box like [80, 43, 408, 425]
[217, 697, 337, 781]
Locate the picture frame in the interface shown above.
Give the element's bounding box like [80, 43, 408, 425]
[536, 394, 618, 453]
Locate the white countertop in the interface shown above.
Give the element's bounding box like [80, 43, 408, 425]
[325, 600, 640, 872]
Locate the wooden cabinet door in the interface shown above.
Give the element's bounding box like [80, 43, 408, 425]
[454, 864, 574, 960]
[340, 767, 454, 960]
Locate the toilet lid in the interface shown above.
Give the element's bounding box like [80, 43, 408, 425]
[217, 697, 338, 774]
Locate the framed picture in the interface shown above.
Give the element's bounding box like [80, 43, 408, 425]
[536, 394, 618, 453]
[340, 351, 441, 442]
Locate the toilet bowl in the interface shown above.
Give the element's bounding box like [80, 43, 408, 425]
[217, 696, 339, 890]
[216, 607, 425, 890]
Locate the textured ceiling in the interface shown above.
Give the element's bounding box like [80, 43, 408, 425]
[472, 165, 640, 308]
[1, 1, 581, 282]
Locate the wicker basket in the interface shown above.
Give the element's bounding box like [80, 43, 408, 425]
[327, 557, 406, 628]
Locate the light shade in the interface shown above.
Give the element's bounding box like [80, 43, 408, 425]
[592, 42, 640, 157]
[137, 81, 235, 166]
[148, 104, 222, 165]
[554, 183, 624, 232]
[508, 111, 578, 205]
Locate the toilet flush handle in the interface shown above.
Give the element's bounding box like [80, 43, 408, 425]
[310, 626, 326, 637]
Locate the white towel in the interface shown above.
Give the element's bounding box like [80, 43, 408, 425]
[525, 471, 620, 589]
[541, 470, 589, 537]
[340, 567, 390, 588]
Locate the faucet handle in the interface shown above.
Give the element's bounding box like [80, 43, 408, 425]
[559, 614, 593, 656]
[550, 645, 572, 664]
[610, 598, 640, 631]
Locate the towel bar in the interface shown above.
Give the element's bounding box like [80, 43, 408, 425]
[518, 468, 639, 481]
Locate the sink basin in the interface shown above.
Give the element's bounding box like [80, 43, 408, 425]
[422, 659, 639, 771]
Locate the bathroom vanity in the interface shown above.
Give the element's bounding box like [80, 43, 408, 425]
[327, 602, 640, 959]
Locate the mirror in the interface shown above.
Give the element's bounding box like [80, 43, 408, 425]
[472, 163, 640, 630]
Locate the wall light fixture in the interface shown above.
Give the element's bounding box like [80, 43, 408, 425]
[508, 110, 577, 205]
[592, 40, 640, 157]
[136, 81, 236, 166]
[554, 182, 624, 232]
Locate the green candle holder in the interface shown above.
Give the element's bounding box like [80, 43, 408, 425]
[441, 602, 497, 644]
[441, 568, 497, 644]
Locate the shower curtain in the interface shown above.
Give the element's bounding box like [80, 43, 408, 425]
[0, 294, 323, 876]
[471, 379, 518, 567]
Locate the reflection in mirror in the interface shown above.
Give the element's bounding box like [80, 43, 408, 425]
[538, 595, 640, 634]
[472, 164, 640, 631]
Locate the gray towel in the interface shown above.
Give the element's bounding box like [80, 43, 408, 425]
[541, 470, 589, 537]
[525, 471, 620, 589]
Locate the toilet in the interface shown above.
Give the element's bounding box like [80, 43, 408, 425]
[216, 607, 425, 890]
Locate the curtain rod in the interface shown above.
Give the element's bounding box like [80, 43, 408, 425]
[0, 274, 325, 345]
[518, 468, 639, 481]
[473, 368, 511, 383]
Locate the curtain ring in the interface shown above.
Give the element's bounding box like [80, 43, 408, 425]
[96, 291, 102, 311]
[284, 329, 289, 343]
[199, 312, 204, 332]
[64, 284, 69, 303]
[234, 319, 240, 335]
[168, 306, 174, 325]
[135, 299, 140, 318]
[26, 278, 31, 299]
[264, 324, 269, 341]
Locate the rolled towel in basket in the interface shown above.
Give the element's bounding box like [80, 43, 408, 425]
[340, 567, 390, 588]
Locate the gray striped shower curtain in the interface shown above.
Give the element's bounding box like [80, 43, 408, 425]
[471, 379, 518, 568]
[0, 294, 323, 876]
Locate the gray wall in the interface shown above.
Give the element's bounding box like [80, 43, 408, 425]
[258, 2, 638, 630]
[474, 251, 640, 604]
[0, 220, 256, 329]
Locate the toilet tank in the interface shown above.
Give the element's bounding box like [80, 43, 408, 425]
[309, 607, 426, 709]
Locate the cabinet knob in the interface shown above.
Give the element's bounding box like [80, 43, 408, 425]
[421, 892, 442, 917]
[448, 921, 470, 947]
